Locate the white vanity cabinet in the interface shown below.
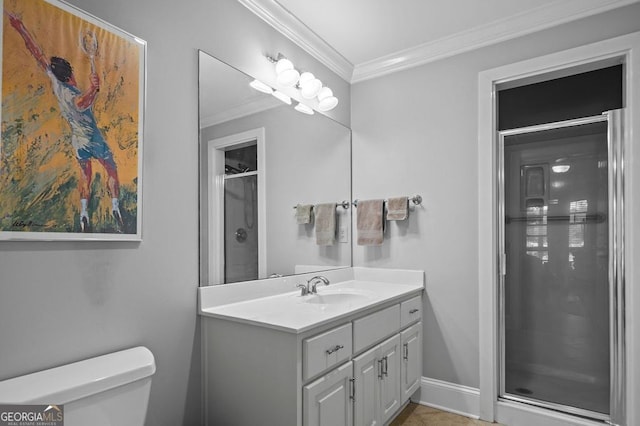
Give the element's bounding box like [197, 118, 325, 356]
[353, 334, 401, 426]
[301, 299, 422, 426]
[401, 321, 422, 401]
[200, 270, 424, 426]
[304, 361, 354, 426]
[303, 323, 353, 380]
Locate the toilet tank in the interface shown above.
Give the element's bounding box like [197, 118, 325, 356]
[0, 346, 155, 426]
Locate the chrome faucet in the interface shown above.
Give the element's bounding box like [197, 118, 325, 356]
[296, 275, 330, 296]
[308, 275, 330, 294]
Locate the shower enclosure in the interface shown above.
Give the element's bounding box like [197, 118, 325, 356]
[498, 111, 624, 422]
[223, 144, 259, 283]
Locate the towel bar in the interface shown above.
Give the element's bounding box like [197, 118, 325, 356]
[352, 195, 422, 208]
[293, 201, 350, 210]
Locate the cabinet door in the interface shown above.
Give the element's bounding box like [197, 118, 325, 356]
[401, 322, 422, 402]
[353, 345, 380, 426]
[379, 334, 401, 424]
[303, 361, 353, 426]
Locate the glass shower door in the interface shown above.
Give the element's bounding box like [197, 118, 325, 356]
[224, 174, 258, 283]
[499, 112, 624, 421]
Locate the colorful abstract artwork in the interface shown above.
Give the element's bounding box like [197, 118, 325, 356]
[1, 0, 145, 240]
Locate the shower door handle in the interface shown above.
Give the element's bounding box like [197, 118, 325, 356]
[235, 228, 248, 242]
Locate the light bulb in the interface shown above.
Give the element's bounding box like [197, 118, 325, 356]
[318, 96, 338, 111]
[317, 87, 338, 111]
[275, 58, 299, 87]
[300, 75, 322, 99]
[277, 69, 300, 87]
[272, 90, 291, 105]
[275, 58, 294, 74]
[317, 87, 333, 101]
[249, 79, 272, 94]
[294, 102, 314, 115]
[298, 72, 314, 86]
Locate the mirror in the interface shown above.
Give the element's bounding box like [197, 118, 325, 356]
[198, 50, 352, 285]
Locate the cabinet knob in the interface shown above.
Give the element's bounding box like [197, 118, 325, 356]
[325, 344, 344, 355]
[409, 308, 419, 314]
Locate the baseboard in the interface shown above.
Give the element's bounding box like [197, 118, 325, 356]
[415, 377, 481, 419]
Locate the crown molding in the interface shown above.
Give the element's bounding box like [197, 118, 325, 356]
[351, 0, 639, 83]
[237, 0, 353, 82]
[238, 0, 638, 84]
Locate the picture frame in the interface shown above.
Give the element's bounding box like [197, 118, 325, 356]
[0, 0, 146, 241]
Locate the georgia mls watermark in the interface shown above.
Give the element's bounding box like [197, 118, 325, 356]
[0, 405, 63, 426]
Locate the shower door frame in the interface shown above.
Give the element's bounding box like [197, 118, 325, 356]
[206, 127, 267, 284]
[478, 32, 640, 426]
[497, 112, 623, 423]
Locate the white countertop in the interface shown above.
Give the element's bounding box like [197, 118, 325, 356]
[198, 268, 424, 333]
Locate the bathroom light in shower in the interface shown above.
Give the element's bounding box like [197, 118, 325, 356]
[272, 90, 291, 105]
[298, 72, 322, 99]
[317, 87, 339, 111]
[294, 102, 314, 115]
[249, 79, 273, 94]
[275, 57, 300, 87]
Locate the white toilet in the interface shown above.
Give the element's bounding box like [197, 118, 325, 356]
[0, 346, 155, 426]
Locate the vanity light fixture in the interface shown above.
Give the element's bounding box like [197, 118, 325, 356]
[294, 102, 314, 115]
[272, 90, 292, 105]
[267, 53, 339, 112]
[249, 79, 273, 94]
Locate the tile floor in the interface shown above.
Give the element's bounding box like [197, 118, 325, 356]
[390, 403, 500, 425]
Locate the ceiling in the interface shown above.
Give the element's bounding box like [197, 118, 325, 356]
[238, 0, 638, 82]
[276, 0, 557, 66]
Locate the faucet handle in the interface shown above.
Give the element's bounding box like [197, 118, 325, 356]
[296, 283, 309, 296]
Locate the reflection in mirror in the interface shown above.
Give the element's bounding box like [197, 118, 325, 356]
[198, 50, 352, 286]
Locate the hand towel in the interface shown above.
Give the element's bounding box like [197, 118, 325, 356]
[315, 203, 336, 246]
[357, 199, 384, 246]
[295, 204, 313, 224]
[386, 196, 408, 221]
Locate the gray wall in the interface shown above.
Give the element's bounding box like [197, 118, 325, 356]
[351, 3, 640, 389]
[0, 1, 348, 425]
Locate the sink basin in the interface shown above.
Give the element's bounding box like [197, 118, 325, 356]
[304, 292, 370, 305]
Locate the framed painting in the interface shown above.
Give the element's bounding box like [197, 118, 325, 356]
[0, 0, 145, 241]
